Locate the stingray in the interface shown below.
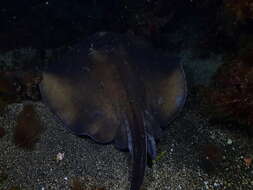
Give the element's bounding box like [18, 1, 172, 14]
[2, 32, 187, 190]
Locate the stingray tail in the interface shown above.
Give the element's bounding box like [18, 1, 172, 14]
[126, 105, 147, 190]
[114, 52, 147, 190]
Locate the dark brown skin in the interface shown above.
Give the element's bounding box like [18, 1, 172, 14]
[126, 103, 147, 190]
[114, 52, 147, 190]
[0, 32, 186, 190]
[39, 32, 186, 190]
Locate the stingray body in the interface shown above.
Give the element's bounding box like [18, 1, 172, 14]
[39, 32, 187, 190]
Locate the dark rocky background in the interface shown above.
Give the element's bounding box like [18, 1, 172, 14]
[0, 0, 253, 189]
[0, 0, 249, 51]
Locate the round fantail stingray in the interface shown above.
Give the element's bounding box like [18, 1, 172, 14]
[1, 32, 187, 190]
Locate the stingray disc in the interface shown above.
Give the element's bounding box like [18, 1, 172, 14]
[39, 32, 187, 190]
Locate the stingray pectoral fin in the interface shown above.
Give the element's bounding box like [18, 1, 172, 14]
[145, 64, 187, 127]
[39, 72, 120, 143]
[126, 108, 147, 190]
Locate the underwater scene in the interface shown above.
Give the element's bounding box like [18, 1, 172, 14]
[0, 0, 253, 190]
